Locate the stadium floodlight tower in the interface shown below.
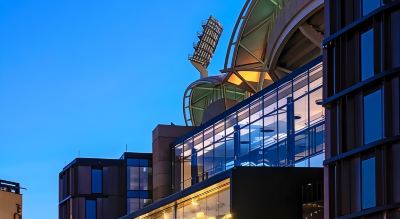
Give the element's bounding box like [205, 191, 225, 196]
[189, 16, 223, 78]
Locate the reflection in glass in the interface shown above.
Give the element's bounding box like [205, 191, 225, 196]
[362, 157, 376, 209]
[361, 29, 374, 81]
[85, 200, 96, 219]
[278, 82, 292, 108]
[362, 0, 381, 15]
[204, 145, 214, 179]
[294, 95, 308, 131]
[294, 132, 308, 161]
[174, 61, 325, 189]
[127, 198, 140, 214]
[214, 141, 225, 173]
[363, 89, 383, 144]
[91, 168, 102, 194]
[309, 88, 324, 125]
[278, 107, 287, 141]
[293, 73, 308, 99]
[225, 134, 234, 170]
[128, 167, 139, 190]
[139, 167, 150, 190]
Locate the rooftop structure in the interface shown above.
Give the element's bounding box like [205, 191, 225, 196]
[184, 0, 325, 126]
[0, 179, 22, 219]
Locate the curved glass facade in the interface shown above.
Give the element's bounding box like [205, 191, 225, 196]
[174, 59, 324, 191]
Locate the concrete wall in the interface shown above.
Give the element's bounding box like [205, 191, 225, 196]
[152, 124, 194, 201]
[0, 191, 22, 219]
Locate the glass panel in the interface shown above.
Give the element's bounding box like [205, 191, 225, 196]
[239, 126, 250, 166]
[175, 144, 183, 191]
[214, 140, 225, 174]
[363, 89, 383, 144]
[127, 198, 139, 214]
[277, 107, 287, 141]
[362, 0, 381, 15]
[238, 107, 249, 127]
[225, 134, 234, 170]
[139, 159, 149, 167]
[294, 95, 309, 132]
[250, 119, 263, 151]
[294, 132, 308, 162]
[278, 82, 292, 108]
[278, 141, 287, 166]
[127, 158, 139, 166]
[139, 167, 151, 190]
[183, 139, 193, 157]
[264, 91, 277, 115]
[293, 73, 308, 99]
[127, 166, 139, 190]
[309, 153, 324, 167]
[194, 133, 203, 152]
[85, 200, 96, 219]
[361, 29, 374, 81]
[204, 127, 213, 148]
[362, 157, 376, 209]
[309, 88, 324, 125]
[264, 144, 278, 166]
[197, 150, 204, 183]
[225, 114, 237, 136]
[249, 119, 263, 166]
[250, 99, 262, 123]
[263, 110, 278, 148]
[309, 64, 323, 90]
[91, 169, 102, 194]
[183, 156, 191, 189]
[214, 120, 225, 142]
[204, 145, 214, 179]
[311, 124, 325, 155]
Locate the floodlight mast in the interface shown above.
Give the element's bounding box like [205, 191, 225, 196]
[189, 16, 223, 78]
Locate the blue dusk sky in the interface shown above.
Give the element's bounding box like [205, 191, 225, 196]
[0, 1, 244, 218]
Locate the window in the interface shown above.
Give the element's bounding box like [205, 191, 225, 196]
[85, 200, 96, 219]
[361, 156, 376, 209]
[91, 168, 102, 194]
[127, 158, 152, 191]
[363, 89, 383, 144]
[362, 0, 381, 16]
[127, 166, 140, 190]
[361, 29, 374, 81]
[127, 198, 139, 214]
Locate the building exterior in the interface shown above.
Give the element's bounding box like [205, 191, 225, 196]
[323, 0, 400, 218]
[58, 0, 400, 218]
[0, 179, 22, 219]
[121, 167, 323, 219]
[59, 153, 152, 219]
